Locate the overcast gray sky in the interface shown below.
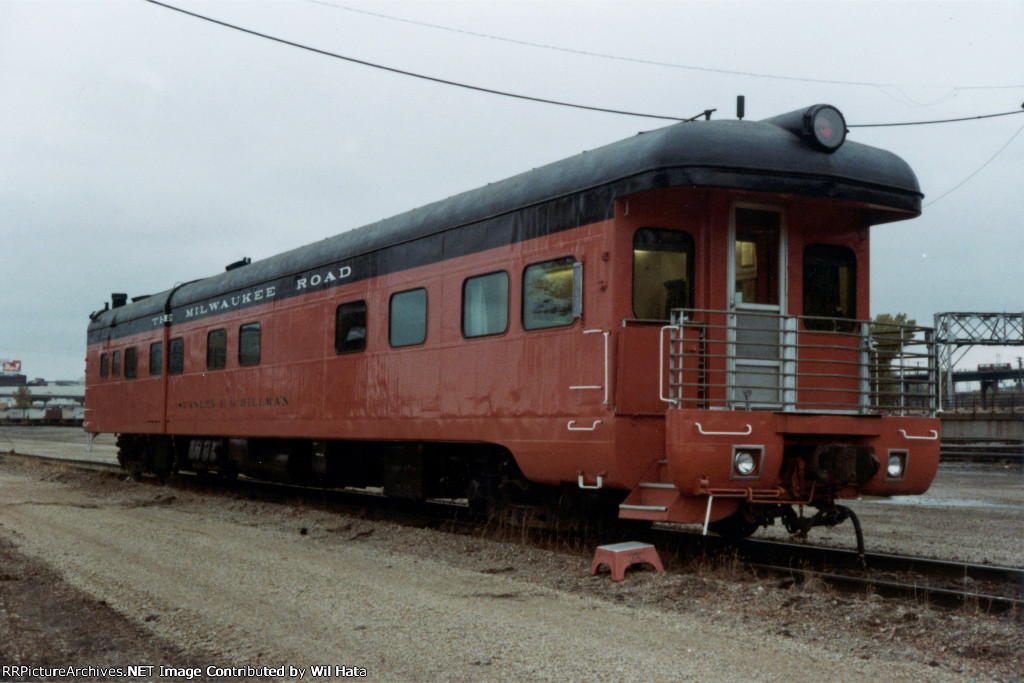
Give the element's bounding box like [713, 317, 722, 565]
[2, 0, 1023, 380]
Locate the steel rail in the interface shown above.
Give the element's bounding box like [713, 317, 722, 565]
[939, 443, 1024, 464]
[650, 530, 1024, 614]
[748, 564, 1023, 613]
[2, 452, 123, 473]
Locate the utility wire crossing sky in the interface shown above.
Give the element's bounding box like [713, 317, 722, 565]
[2, 1, 1023, 380]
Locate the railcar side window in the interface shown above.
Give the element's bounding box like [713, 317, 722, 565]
[149, 342, 163, 377]
[632, 228, 694, 319]
[99, 353, 109, 378]
[207, 329, 227, 370]
[523, 257, 575, 330]
[390, 288, 427, 347]
[168, 337, 184, 375]
[239, 323, 261, 366]
[803, 244, 856, 331]
[111, 350, 121, 378]
[124, 347, 138, 379]
[463, 271, 509, 338]
[336, 300, 367, 354]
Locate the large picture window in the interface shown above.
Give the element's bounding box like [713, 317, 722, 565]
[803, 244, 856, 330]
[463, 272, 509, 338]
[523, 257, 575, 330]
[632, 228, 694, 319]
[389, 288, 427, 347]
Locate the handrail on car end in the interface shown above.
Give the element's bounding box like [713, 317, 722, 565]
[661, 307, 939, 418]
[898, 429, 939, 440]
[695, 422, 753, 436]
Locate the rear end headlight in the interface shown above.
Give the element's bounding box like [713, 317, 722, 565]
[735, 451, 757, 475]
[885, 450, 908, 481]
[731, 446, 764, 480]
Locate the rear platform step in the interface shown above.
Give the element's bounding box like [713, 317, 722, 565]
[619, 503, 668, 512]
[618, 459, 680, 521]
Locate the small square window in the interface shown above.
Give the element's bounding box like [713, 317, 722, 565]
[124, 347, 138, 379]
[336, 300, 367, 354]
[239, 323, 261, 366]
[149, 342, 163, 377]
[463, 272, 508, 338]
[390, 289, 427, 347]
[168, 338, 184, 375]
[207, 329, 227, 370]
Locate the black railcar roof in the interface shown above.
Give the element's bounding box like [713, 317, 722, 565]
[89, 112, 921, 338]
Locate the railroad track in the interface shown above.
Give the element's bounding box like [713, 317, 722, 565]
[940, 439, 1024, 464]
[738, 537, 1023, 614]
[635, 527, 1024, 615]
[2, 452, 123, 473]
[7, 450, 1023, 616]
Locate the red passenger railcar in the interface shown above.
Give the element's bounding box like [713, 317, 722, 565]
[85, 104, 940, 538]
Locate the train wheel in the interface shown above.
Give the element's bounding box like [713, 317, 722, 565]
[115, 434, 146, 476]
[708, 505, 759, 541]
[149, 437, 175, 481]
[465, 476, 491, 516]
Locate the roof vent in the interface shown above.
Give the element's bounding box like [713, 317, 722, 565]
[226, 257, 251, 272]
[111, 293, 128, 309]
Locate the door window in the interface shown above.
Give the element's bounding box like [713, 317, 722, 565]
[734, 208, 780, 306]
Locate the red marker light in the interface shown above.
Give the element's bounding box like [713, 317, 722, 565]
[807, 106, 846, 152]
[762, 104, 847, 153]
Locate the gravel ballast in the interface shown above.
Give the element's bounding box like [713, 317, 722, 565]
[0, 429, 1021, 681]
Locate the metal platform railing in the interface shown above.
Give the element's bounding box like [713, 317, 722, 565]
[661, 309, 938, 416]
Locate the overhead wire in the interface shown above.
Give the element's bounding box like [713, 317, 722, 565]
[924, 119, 1024, 207]
[321, 3, 1022, 205]
[849, 108, 1024, 128]
[146, 1, 1024, 206]
[144, 1, 1024, 131]
[143, 0, 686, 122]
[309, 0, 1024, 92]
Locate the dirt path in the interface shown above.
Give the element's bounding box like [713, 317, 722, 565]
[2, 458, 1013, 682]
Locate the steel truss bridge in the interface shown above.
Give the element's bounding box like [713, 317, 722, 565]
[934, 312, 1024, 400]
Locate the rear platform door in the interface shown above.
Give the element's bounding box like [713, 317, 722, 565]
[727, 204, 789, 408]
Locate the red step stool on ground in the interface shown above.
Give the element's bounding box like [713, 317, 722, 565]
[589, 541, 664, 581]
